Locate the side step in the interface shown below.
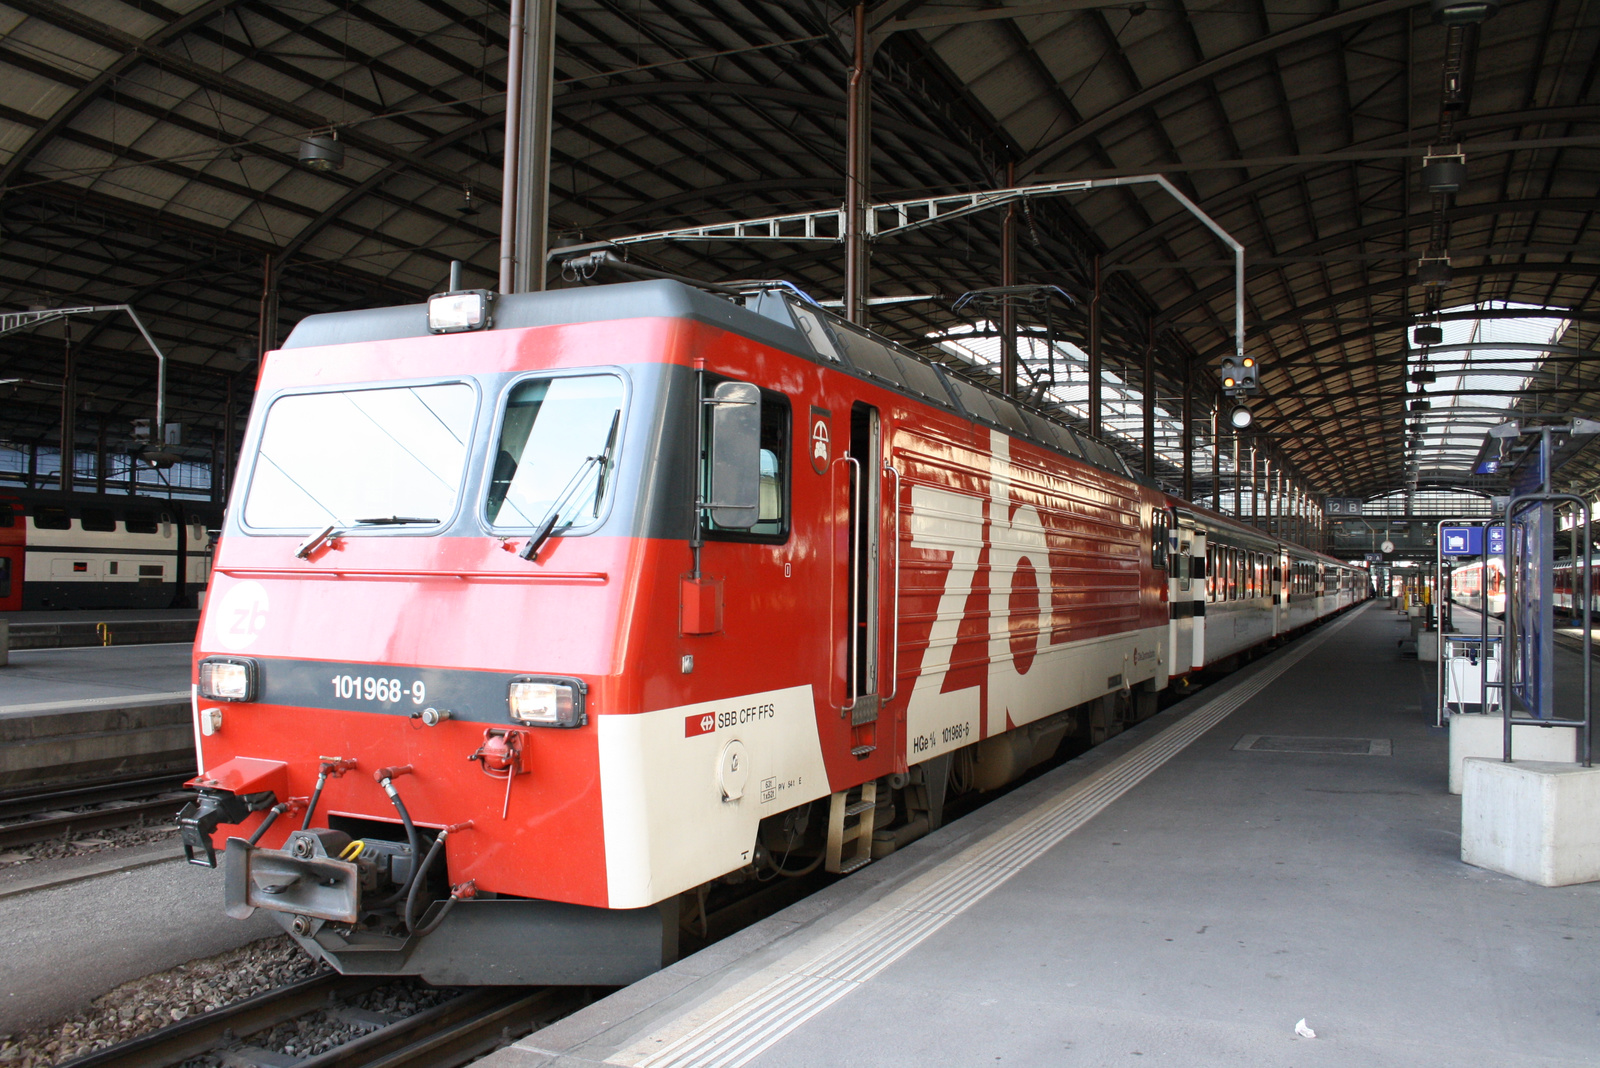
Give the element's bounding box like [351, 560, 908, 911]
[825, 781, 877, 875]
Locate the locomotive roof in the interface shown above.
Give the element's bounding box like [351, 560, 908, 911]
[282, 279, 1150, 489]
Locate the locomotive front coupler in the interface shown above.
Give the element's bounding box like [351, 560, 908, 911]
[179, 788, 276, 867]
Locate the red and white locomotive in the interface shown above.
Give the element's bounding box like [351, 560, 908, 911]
[180, 279, 1364, 984]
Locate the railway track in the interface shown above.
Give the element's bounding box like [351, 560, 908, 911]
[0, 773, 192, 851]
[56, 972, 591, 1068]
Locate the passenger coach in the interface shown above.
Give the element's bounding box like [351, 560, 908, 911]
[0, 488, 218, 611]
[180, 279, 1363, 985]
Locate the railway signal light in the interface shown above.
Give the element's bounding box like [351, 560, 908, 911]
[1219, 355, 1259, 398]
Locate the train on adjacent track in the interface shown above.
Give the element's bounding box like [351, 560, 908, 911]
[179, 279, 1368, 985]
[0, 488, 220, 612]
[1451, 553, 1598, 619]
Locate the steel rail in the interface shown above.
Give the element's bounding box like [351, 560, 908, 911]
[54, 972, 580, 1068]
[55, 973, 367, 1068]
[0, 774, 192, 849]
[0, 773, 190, 821]
[0, 796, 190, 851]
[294, 987, 585, 1068]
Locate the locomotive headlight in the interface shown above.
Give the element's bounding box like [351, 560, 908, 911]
[507, 676, 587, 728]
[198, 657, 257, 702]
[427, 290, 492, 334]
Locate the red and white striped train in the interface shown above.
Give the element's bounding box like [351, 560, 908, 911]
[181, 280, 1366, 984]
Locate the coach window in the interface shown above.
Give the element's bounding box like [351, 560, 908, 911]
[33, 506, 70, 530]
[704, 388, 791, 542]
[81, 508, 115, 533]
[125, 511, 159, 535]
[1151, 508, 1169, 570]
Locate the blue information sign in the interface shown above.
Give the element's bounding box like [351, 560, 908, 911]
[1440, 526, 1482, 557]
[1487, 525, 1506, 556]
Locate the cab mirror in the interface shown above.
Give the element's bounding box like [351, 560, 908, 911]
[707, 381, 761, 528]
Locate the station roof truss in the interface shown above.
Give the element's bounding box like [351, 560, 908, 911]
[0, 0, 1597, 502]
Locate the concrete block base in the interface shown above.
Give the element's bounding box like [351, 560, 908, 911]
[1447, 713, 1577, 794]
[1461, 758, 1600, 886]
[1419, 630, 1439, 662]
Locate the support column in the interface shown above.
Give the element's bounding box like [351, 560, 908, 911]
[843, 3, 872, 324]
[258, 253, 279, 356]
[1000, 162, 1017, 397]
[1250, 446, 1258, 527]
[500, 0, 557, 294]
[1276, 469, 1284, 539]
[1265, 458, 1273, 536]
[1142, 322, 1155, 479]
[95, 416, 106, 495]
[1210, 407, 1219, 511]
[1232, 431, 1241, 517]
[1088, 255, 1102, 437]
[1181, 360, 1193, 500]
[222, 375, 236, 506]
[58, 321, 75, 492]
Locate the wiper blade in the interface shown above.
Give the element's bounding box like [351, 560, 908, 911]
[592, 409, 622, 518]
[517, 451, 604, 562]
[353, 516, 439, 525]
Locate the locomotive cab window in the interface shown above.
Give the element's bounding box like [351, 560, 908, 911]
[702, 386, 791, 542]
[487, 373, 626, 532]
[245, 381, 476, 532]
[1151, 508, 1169, 570]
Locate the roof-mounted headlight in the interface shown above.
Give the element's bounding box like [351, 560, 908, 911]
[428, 289, 493, 334]
[198, 657, 257, 702]
[508, 676, 587, 728]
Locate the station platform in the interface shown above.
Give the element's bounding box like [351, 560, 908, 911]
[484, 602, 1600, 1068]
[0, 608, 200, 649]
[0, 642, 194, 789]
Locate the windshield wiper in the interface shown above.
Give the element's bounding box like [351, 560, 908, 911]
[517, 453, 606, 561]
[354, 516, 439, 525]
[591, 410, 622, 518]
[516, 409, 623, 562]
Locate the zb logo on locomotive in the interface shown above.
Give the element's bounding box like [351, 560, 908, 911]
[685, 701, 777, 737]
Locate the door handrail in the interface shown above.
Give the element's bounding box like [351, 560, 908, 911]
[838, 453, 862, 713]
[884, 461, 901, 703]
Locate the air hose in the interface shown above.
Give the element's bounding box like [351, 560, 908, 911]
[373, 766, 421, 908]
